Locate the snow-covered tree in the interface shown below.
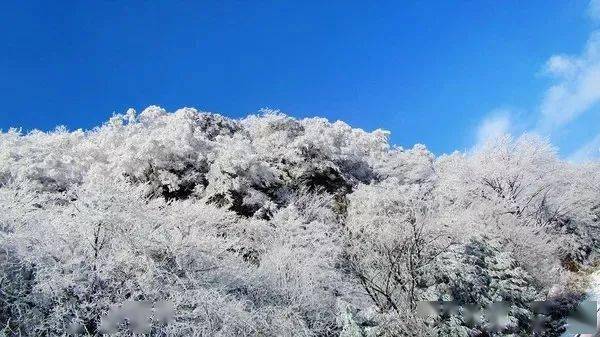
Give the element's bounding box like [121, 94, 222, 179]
[1, 107, 598, 336]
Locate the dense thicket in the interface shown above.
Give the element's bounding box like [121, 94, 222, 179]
[1, 106, 598, 336]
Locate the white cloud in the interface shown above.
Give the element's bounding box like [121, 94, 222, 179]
[543, 55, 581, 78]
[475, 111, 512, 146]
[537, 32, 600, 133]
[568, 133, 600, 162]
[473, 3, 600, 161]
[589, 0, 600, 21]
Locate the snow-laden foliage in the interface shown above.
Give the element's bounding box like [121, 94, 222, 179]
[1, 107, 599, 336]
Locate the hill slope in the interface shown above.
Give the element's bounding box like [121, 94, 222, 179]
[1, 107, 599, 336]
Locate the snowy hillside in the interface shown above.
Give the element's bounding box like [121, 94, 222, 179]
[1, 106, 599, 336]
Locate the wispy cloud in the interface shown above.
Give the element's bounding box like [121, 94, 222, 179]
[588, 0, 600, 21]
[474, 1, 600, 161]
[543, 55, 582, 79]
[475, 110, 512, 147]
[537, 32, 600, 133]
[568, 133, 600, 162]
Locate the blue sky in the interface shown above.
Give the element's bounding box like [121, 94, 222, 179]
[1, 1, 599, 159]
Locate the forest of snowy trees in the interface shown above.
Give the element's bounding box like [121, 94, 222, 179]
[1, 106, 599, 336]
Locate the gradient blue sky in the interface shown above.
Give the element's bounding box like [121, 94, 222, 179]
[1, 1, 599, 159]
